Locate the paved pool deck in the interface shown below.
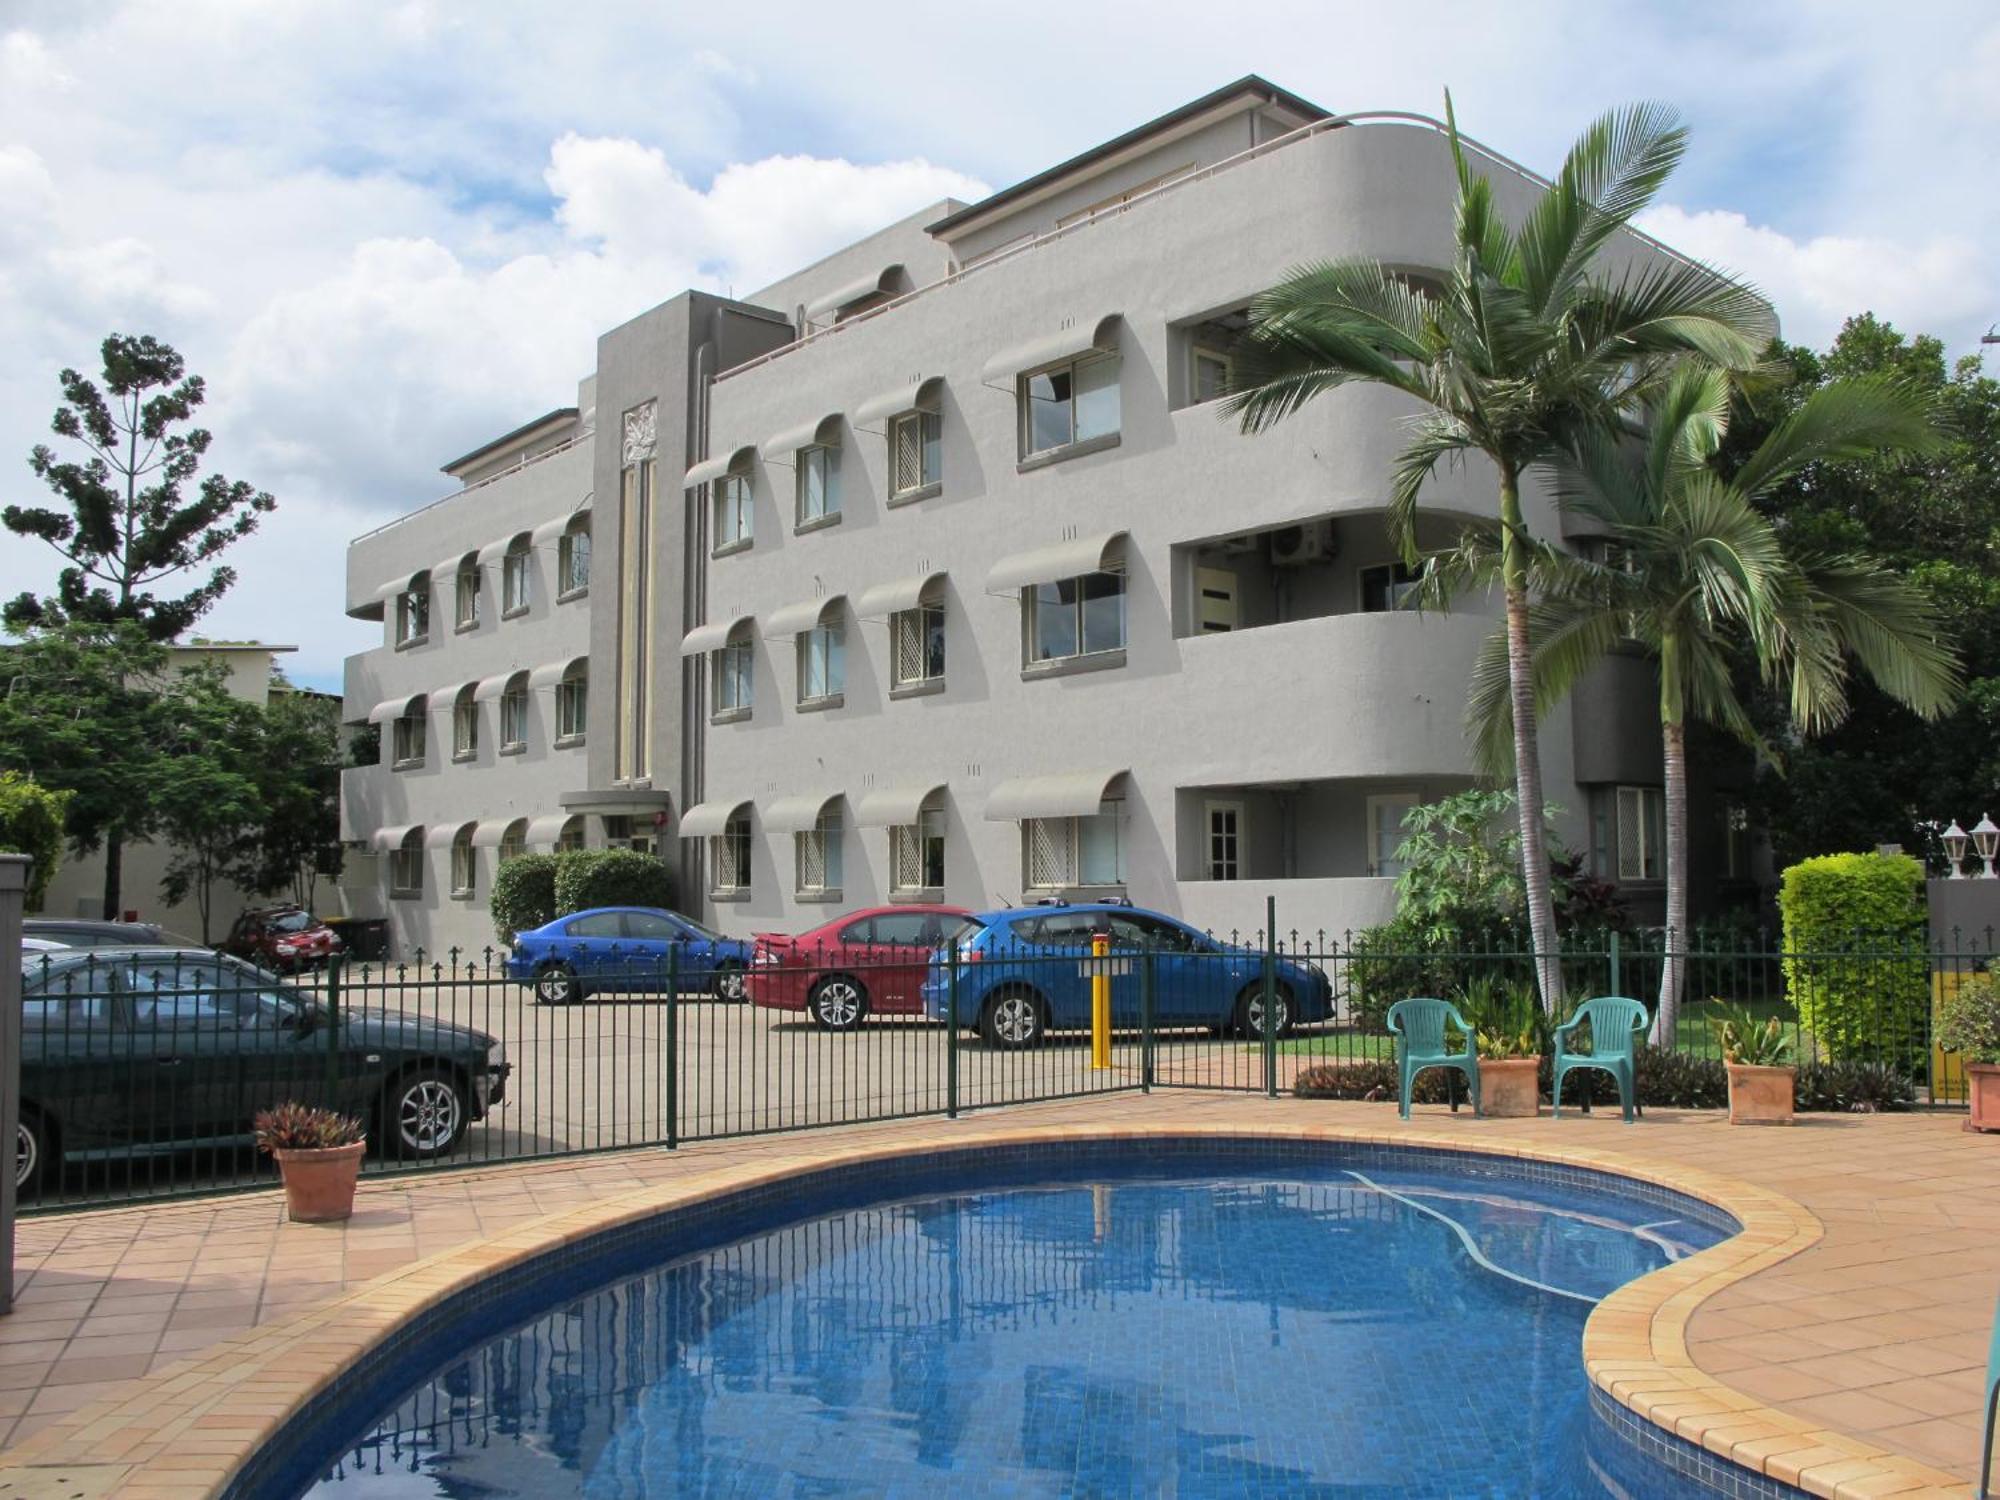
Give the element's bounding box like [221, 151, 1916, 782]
[0, 1095, 1990, 1498]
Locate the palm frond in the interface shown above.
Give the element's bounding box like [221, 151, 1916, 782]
[1641, 362, 1731, 498]
[1796, 556, 1962, 721]
[1728, 376, 1941, 502]
[1574, 259, 1774, 370]
[1386, 420, 1477, 559]
[1516, 101, 1687, 316]
[1445, 90, 1515, 275]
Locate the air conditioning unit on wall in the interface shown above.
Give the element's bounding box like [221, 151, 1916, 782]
[1269, 520, 1337, 567]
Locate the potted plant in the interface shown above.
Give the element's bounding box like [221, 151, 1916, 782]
[255, 1101, 367, 1222]
[1463, 978, 1544, 1118]
[1709, 1003, 1796, 1125]
[1936, 974, 2000, 1132]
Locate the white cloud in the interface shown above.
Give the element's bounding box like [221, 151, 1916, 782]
[1638, 204, 1994, 350]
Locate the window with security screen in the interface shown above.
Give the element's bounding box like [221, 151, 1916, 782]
[890, 806, 946, 892]
[1023, 801, 1125, 889]
[890, 604, 945, 688]
[1601, 785, 1665, 881]
[714, 815, 751, 893]
[888, 409, 941, 499]
[795, 808, 843, 895]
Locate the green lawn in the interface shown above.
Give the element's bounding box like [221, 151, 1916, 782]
[1672, 995, 1796, 1056]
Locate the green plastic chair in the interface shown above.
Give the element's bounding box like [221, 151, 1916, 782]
[1551, 996, 1650, 1123]
[1385, 998, 1481, 1121]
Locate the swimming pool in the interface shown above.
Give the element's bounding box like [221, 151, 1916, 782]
[242, 1140, 1797, 1499]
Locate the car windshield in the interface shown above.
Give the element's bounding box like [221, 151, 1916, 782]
[675, 915, 723, 941]
[267, 911, 314, 934]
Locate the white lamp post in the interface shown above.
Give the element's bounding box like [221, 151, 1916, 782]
[1974, 813, 2000, 881]
[1943, 819, 1969, 878]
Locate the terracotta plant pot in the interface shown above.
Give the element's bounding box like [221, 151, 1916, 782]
[1725, 1063, 1796, 1125]
[1965, 1063, 2000, 1133]
[1480, 1056, 1542, 1118]
[274, 1141, 366, 1222]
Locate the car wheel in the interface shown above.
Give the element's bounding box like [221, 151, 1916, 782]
[1235, 983, 1294, 1041]
[535, 962, 581, 1005]
[15, 1107, 53, 1201]
[711, 962, 747, 1003]
[979, 989, 1045, 1050]
[385, 1070, 468, 1159]
[809, 975, 868, 1031]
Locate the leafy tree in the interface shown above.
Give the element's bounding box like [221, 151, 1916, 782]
[235, 686, 344, 908]
[5, 334, 275, 641]
[0, 771, 73, 911]
[1718, 316, 2000, 865]
[154, 664, 265, 943]
[1225, 98, 1770, 1009]
[1451, 364, 1958, 1039]
[0, 623, 174, 917]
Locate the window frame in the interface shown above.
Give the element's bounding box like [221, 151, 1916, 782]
[889, 602, 946, 690]
[450, 828, 476, 898]
[498, 823, 527, 864]
[1366, 792, 1421, 879]
[389, 832, 425, 898]
[1018, 352, 1121, 462]
[712, 470, 754, 553]
[501, 539, 533, 617]
[391, 707, 427, 769]
[886, 408, 942, 502]
[1190, 345, 1235, 406]
[794, 806, 844, 897]
[796, 623, 845, 707]
[499, 679, 529, 752]
[1023, 799, 1127, 891]
[451, 694, 478, 759]
[1611, 785, 1666, 882]
[1204, 799, 1245, 882]
[713, 636, 754, 718]
[557, 523, 591, 598]
[1026, 570, 1126, 666]
[453, 564, 481, 630]
[555, 665, 587, 744]
[1360, 562, 1422, 614]
[713, 814, 752, 895]
[889, 803, 947, 894]
[795, 443, 841, 529]
[395, 582, 430, 646]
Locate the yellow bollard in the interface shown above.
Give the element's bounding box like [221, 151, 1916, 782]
[1091, 930, 1111, 1070]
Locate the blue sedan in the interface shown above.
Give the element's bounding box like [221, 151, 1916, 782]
[921, 903, 1333, 1049]
[504, 907, 753, 1004]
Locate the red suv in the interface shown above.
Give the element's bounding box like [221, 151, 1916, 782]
[746, 905, 968, 1031]
[221, 905, 343, 972]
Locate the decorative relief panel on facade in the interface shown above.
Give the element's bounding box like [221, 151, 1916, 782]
[622, 401, 658, 465]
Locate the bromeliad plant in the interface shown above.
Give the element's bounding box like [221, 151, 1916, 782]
[254, 1101, 365, 1154]
[1707, 1003, 1793, 1068]
[1458, 976, 1548, 1060]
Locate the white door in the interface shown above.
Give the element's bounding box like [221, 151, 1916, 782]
[1205, 801, 1245, 881]
[1195, 567, 1239, 633]
[1368, 794, 1420, 878]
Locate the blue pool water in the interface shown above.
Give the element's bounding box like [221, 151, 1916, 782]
[290, 1153, 1747, 1499]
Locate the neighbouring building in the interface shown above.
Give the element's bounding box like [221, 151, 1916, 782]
[338, 77, 1765, 958]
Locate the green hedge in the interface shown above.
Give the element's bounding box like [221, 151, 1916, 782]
[1777, 851, 1928, 1063]
[490, 854, 559, 945]
[553, 848, 673, 918]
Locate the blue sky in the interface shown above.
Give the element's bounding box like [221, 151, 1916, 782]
[1, 1, 1993, 690]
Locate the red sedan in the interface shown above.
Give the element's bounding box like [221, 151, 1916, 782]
[747, 905, 969, 1030]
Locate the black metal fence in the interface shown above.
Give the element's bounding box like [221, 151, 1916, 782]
[15, 918, 1990, 1212]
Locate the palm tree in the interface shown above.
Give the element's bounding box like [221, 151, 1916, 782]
[1448, 364, 1960, 1040]
[1224, 97, 1771, 1010]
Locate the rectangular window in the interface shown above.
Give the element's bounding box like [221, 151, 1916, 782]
[452, 699, 478, 757]
[390, 843, 424, 897]
[890, 806, 946, 892]
[392, 713, 426, 768]
[888, 410, 942, 498]
[555, 676, 587, 741]
[1206, 801, 1243, 881]
[502, 548, 532, 615]
[396, 588, 429, 645]
[890, 604, 945, 688]
[797, 445, 841, 525]
[714, 816, 751, 893]
[1029, 572, 1125, 663]
[498, 829, 526, 863]
[1022, 354, 1120, 458]
[713, 472, 753, 549]
[500, 687, 528, 750]
[454, 567, 481, 629]
[1615, 786, 1666, 881]
[558, 529, 591, 595]
[714, 641, 753, 714]
[1368, 793, 1420, 878]
[1360, 562, 1422, 613]
[451, 838, 475, 897]
[1024, 802, 1126, 889]
[798, 625, 845, 704]
[1191, 347, 1234, 405]
[795, 810, 843, 895]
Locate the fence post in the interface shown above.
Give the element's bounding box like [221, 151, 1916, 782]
[1608, 930, 1622, 999]
[946, 952, 961, 1120]
[0, 857, 26, 1313]
[1140, 946, 1156, 1093]
[665, 944, 679, 1150]
[1263, 895, 1278, 1099]
[324, 955, 343, 1099]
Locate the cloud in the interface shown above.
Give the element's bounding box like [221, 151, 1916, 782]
[1637, 204, 1994, 351]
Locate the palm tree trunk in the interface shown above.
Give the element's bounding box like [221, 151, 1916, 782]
[1655, 717, 1688, 1044]
[1499, 469, 1564, 1013]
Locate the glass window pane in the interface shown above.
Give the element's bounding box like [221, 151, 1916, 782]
[1025, 369, 1073, 454]
[1074, 356, 1120, 441]
[1079, 572, 1125, 654]
[920, 410, 942, 486]
[1033, 580, 1078, 661]
[1078, 809, 1123, 885]
[825, 628, 844, 696]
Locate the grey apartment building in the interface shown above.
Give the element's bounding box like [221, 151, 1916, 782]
[339, 77, 1759, 958]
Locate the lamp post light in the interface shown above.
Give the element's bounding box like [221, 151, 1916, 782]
[1943, 819, 1969, 878]
[1974, 813, 2000, 881]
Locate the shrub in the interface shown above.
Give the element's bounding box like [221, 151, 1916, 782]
[254, 1101, 365, 1152]
[1346, 910, 1533, 1031]
[1295, 1048, 1730, 1110]
[1778, 852, 1929, 1063]
[0, 771, 71, 912]
[1795, 1059, 1916, 1113]
[1936, 974, 2000, 1066]
[1295, 1061, 1453, 1104]
[490, 853, 559, 945]
[553, 847, 673, 917]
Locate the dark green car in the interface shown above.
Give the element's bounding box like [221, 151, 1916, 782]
[16, 947, 509, 1197]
